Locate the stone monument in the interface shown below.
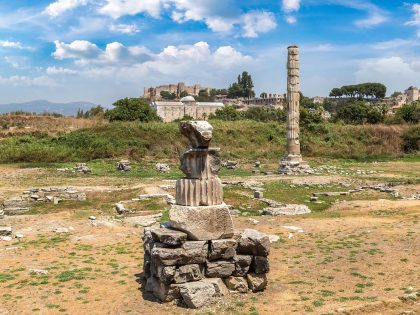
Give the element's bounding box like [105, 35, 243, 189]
[142, 121, 271, 308]
[279, 45, 312, 174]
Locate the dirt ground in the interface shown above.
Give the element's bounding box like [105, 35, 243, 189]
[0, 162, 419, 315]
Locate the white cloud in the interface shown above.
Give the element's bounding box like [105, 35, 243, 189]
[371, 39, 412, 50]
[98, 0, 163, 19]
[44, 0, 89, 17]
[282, 0, 300, 13]
[406, 4, 420, 26]
[46, 66, 77, 75]
[0, 75, 55, 87]
[53, 40, 101, 60]
[354, 11, 387, 28]
[109, 23, 140, 34]
[285, 15, 297, 24]
[241, 11, 277, 38]
[0, 40, 24, 49]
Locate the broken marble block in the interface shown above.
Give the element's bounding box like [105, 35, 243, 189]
[169, 204, 234, 241]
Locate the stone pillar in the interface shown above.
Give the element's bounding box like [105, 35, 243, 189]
[279, 45, 311, 174]
[169, 121, 234, 241]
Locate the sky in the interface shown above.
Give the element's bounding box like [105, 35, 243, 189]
[0, 0, 419, 106]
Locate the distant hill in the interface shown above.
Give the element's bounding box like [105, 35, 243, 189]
[0, 100, 98, 116]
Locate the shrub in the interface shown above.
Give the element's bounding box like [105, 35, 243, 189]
[396, 102, 420, 124]
[104, 98, 161, 122]
[402, 125, 420, 152]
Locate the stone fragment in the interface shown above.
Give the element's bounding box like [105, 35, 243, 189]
[260, 203, 310, 216]
[89, 216, 96, 220]
[237, 229, 270, 257]
[0, 226, 12, 236]
[15, 233, 24, 238]
[224, 276, 249, 293]
[179, 121, 213, 149]
[29, 269, 48, 275]
[169, 204, 234, 241]
[117, 160, 131, 172]
[202, 278, 229, 297]
[147, 276, 180, 302]
[246, 273, 268, 292]
[151, 228, 187, 246]
[208, 239, 237, 261]
[178, 280, 216, 309]
[254, 191, 263, 199]
[115, 203, 129, 215]
[268, 235, 280, 243]
[252, 256, 270, 274]
[222, 161, 237, 169]
[152, 264, 176, 284]
[151, 241, 208, 266]
[205, 261, 235, 278]
[155, 163, 170, 173]
[53, 227, 69, 233]
[173, 264, 204, 284]
[233, 255, 252, 276]
[1, 236, 12, 241]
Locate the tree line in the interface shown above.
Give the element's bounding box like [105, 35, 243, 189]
[329, 83, 386, 99]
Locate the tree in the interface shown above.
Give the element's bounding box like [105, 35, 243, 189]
[208, 106, 241, 121]
[104, 98, 161, 122]
[179, 91, 189, 98]
[329, 88, 343, 98]
[329, 83, 386, 99]
[396, 101, 420, 124]
[334, 100, 382, 124]
[195, 89, 211, 102]
[260, 92, 268, 98]
[160, 91, 176, 100]
[242, 107, 286, 122]
[227, 71, 255, 99]
[391, 91, 402, 98]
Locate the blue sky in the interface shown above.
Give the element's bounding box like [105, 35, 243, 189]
[0, 0, 419, 105]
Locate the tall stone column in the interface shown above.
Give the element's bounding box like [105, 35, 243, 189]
[280, 45, 311, 174]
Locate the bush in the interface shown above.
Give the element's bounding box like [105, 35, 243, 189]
[334, 100, 382, 124]
[402, 125, 420, 152]
[104, 98, 161, 122]
[396, 102, 420, 124]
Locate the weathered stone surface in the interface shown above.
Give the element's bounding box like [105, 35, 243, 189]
[151, 241, 208, 266]
[237, 229, 270, 257]
[246, 273, 268, 292]
[254, 191, 263, 199]
[151, 228, 187, 246]
[252, 256, 270, 274]
[233, 255, 252, 276]
[180, 121, 213, 149]
[175, 177, 223, 206]
[155, 163, 170, 173]
[205, 261, 235, 278]
[224, 276, 248, 293]
[0, 226, 12, 236]
[259, 200, 311, 216]
[173, 264, 204, 284]
[202, 278, 229, 297]
[146, 276, 180, 302]
[169, 204, 234, 241]
[117, 160, 131, 172]
[180, 148, 221, 179]
[151, 264, 176, 284]
[178, 280, 216, 309]
[1, 197, 30, 215]
[208, 239, 237, 261]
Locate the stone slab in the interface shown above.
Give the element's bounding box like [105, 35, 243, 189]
[169, 204, 234, 241]
[151, 228, 187, 246]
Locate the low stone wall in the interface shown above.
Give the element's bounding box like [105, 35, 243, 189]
[143, 227, 270, 308]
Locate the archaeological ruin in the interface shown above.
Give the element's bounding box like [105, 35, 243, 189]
[142, 121, 270, 308]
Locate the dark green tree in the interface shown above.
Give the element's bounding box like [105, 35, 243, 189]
[208, 106, 241, 121]
[396, 101, 420, 123]
[104, 98, 161, 122]
[160, 91, 176, 100]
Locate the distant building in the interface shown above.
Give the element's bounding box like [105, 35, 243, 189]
[151, 96, 224, 122]
[405, 86, 419, 103]
[312, 96, 326, 104]
[388, 86, 418, 109]
[243, 94, 285, 109]
[143, 82, 211, 100]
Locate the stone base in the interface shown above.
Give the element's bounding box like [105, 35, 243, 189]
[169, 204, 234, 241]
[143, 227, 270, 309]
[279, 155, 312, 175]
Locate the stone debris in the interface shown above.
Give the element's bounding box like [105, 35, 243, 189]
[247, 218, 259, 225]
[259, 198, 310, 216]
[155, 163, 170, 173]
[53, 227, 70, 233]
[89, 216, 96, 220]
[115, 203, 130, 215]
[1, 187, 86, 216]
[1, 236, 12, 241]
[253, 191, 263, 199]
[222, 160, 238, 169]
[125, 214, 162, 227]
[143, 227, 270, 308]
[254, 161, 261, 168]
[117, 160, 131, 172]
[0, 226, 12, 236]
[29, 269, 48, 275]
[0, 209, 4, 219]
[74, 163, 92, 173]
[268, 235, 280, 243]
[222, 181, 264, 191]
[281, 225, 304, 233]
[15, 233, 24, 238]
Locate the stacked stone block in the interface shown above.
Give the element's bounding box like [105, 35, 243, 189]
[143, 227, 270, 308]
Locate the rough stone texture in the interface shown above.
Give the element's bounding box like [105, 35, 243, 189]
[146, 277, 180, 302]
[237, 229, 270, 257]
[260, 203, 311, 216]
[151, 228, 187, 246]
[74, 163, 91, 173]
[222, 161, 237, 169]
[178, 280, 216, 309]
[254, 191, 263, 199]
[179, 149, 221, 180]
[169, 204, 234, 241]
[0, 226, 12, 236]
[173, 264, 204, 284]
[155, 163, 170, 173]
[151, 241, 208, 266]
[1, 197, 30, 215]
[175, 177, 223, 206]
[224, 276, 249, 293]
[252, 256, 270, 274]
[246, 273, 268, 292]
[233, 255, 253, 276]
[117, 160, 131, 172]
[208, 239, 237, 261]
[179, 121, 213, 149]
[205, 261, 235, 278]
[202, 278, 229, 297]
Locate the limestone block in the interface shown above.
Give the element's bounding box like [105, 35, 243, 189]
[246, 273, 268, 292]
[205, 261, 235, 278]
[180, 148, 221, 179]
[224, 276, 249, 293]
[152, 265, 176, 284]
[233, 255, 253, 276]
[0, 226, 12, 236]
[146, 277, 180, 302]
[237, 229, 270, 257]
[151, 241, 208, 266]
[179, 121, 213, 149]
[208, 239, 237, 261]
[169, 204, 234, 241]
[252, 256, 270, 274]
[151, 228, 187, 246]
[178, 280, 216, 309]
[202, 278, 229, 297]
[173, 264, 204, 284]
[175, 178, 223, 206]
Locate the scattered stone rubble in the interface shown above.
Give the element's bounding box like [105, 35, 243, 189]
[143, 227, 270, 308]
[259, 198, 311, 216]
[117, 160, 131, 172]
[155, 163, 170, 173]
[143, 121, 271, 309]
[1, 187, 86, 215]
[312, 165, 383, 176]
[57, 163, 92, 174]
[222, 161, 238, 170]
